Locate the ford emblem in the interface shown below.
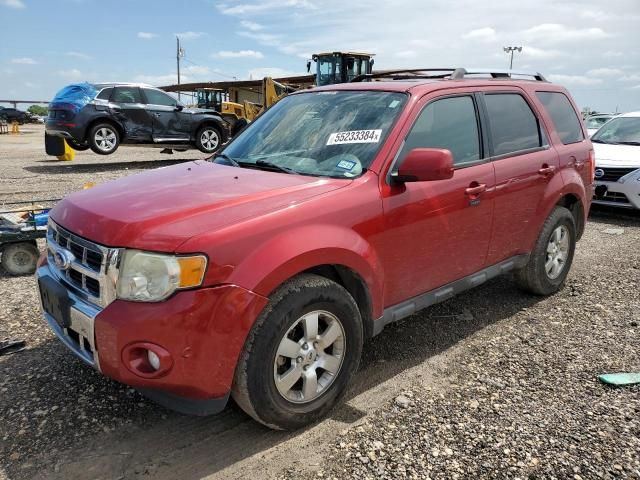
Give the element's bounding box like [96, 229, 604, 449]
[53, 248, 75, 271]
[594, 168, 604, 179]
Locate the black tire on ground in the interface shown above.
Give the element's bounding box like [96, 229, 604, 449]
[1, 242, 40, 276]
[88, 123, 120, 155]
[232, 273, 363, 430]
[515, 206, 576, 296]
[195, 125, 222, 153]
[231, 118, 248, 137]
[66, 138, 90, 151]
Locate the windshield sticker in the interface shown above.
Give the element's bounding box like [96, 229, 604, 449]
[388, 100, 401, 108]
[326, 129, 382, 145]
[336, 160, 356, 170]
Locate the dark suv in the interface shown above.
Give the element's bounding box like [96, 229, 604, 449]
[0, 107, 28, 124]
[46, 82, 229, 155]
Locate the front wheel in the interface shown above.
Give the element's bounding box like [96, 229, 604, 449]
[515, 206, 576, 295]
[88, 123, 120, 155]
[195, 125, 221, 153]
[232, 274, 363, 430]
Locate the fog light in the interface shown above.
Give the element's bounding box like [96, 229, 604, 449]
[147, 350, 160, 370]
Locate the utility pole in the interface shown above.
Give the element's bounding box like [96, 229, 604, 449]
[503, 46, 522, 70]
[176, 36, 185, 100]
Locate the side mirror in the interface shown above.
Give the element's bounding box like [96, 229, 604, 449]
[174, 103, 184, 111]
[306, 60, 311, 73]
[393, 148, 454, 183]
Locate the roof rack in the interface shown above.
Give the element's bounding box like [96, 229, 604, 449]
[350, 68, 456, 83]
[451, 68, 547, 82]
[350, 68, 548, 83]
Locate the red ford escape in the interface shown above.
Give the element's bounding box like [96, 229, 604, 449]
[36, 69, 593, 430]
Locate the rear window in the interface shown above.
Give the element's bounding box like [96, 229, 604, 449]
[536, 91, 584, 144]
[96, 87, 113, 100]
[484, 93, 542, 156]
[112, 87, 142, 104]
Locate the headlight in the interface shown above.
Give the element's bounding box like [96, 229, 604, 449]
[116, 250, 207, 302]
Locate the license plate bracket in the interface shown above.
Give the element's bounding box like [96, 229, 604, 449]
[38, 276, 71, 329]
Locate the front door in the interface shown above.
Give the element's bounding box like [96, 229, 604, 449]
[141, 88, 190, 141]
[379, 93, 496, 306]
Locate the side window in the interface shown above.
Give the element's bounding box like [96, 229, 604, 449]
[143, 88, 177, 107]
[536, 91, 584, 144]
[400, 95, 481, 166]
[484, 93, 542, 156]
[96, 87, 113, 100]
[112, 87, 142, 104]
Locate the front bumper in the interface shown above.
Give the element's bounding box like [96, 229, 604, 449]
[592, 171, 640, 210]
[36, 261, 268, 413]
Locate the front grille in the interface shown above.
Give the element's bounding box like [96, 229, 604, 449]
[593, 191, 630, 204]
[46, 221, 117, 307]
[597, 167, 636, 182]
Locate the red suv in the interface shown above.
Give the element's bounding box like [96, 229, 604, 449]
[36, 69, 593, 430]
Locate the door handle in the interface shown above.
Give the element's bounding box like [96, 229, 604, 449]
[153, 112, 161, 117]
[538, 165, 556, 176]
[465, 183, 487, 196]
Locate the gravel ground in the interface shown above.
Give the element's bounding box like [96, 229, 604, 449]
[280, 212, 640, 480]
[1, 126, 639, 479]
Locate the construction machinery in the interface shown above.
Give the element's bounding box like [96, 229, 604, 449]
[195, 77, 294, 135]
[307, 52, 375, 86]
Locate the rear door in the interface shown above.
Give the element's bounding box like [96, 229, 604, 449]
[379, 92, 496, 306]
[141, 88, 191, 141]
[480, 89, 559, 264]
[109, 86, 151, 141]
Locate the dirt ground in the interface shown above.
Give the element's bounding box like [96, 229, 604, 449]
[0, 126, 638, 480]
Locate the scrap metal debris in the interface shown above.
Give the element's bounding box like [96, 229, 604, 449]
[598, 373, 640, 387]
[0, 339, 26, 356]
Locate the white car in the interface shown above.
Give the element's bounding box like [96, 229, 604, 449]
[585, 114, 617, 137]
[591, 111, 640, 210]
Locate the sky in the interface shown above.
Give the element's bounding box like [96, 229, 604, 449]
[1, 0, 639, 112]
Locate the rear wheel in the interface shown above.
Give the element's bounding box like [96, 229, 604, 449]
[515, 206, 576, 295]
[195, 125, 221, 153]
[89, 123, 120, 155]
[232, 274, 363, 430]
[1, 242, 39, 276]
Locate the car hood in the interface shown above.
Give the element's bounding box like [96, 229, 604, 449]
[593, 142, 640, 167]
[50, 160, 349, 251]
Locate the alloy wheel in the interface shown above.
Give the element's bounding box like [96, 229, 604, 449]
[94, 127, 117, 152]
[273, 310, 346, 404]
[545, 225, 570, 279]
[200, 129, 219, 152]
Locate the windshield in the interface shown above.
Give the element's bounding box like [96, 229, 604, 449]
[218, 90, 407, 178]
[586, 116, 612, 129]
[591, 117, 640, 144]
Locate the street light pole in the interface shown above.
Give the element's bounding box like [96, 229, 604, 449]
[503, 46, 522, 70]
[176, 36, 185, 100]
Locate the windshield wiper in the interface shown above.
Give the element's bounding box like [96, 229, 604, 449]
[591, 139, 607, 143]
[617, 141, 640, 146]
[214, 153, 241, 167]
[254, 159, 298, 174]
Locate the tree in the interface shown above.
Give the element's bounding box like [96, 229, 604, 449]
[27, 105, 48, 116]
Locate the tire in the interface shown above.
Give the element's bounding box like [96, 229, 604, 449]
[231, 118, 248, 137]
[195, 125, 221, 153]
[66, 138, 90, 151]
[1, 242, 40, 276]
[88, 123, 120, 155]
[515, 206, 576, 296]
[232, 273, 363, 430]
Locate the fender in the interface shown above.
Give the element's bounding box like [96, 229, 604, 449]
[524, 173, 588, 251]
[227, 224, 385, 318]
